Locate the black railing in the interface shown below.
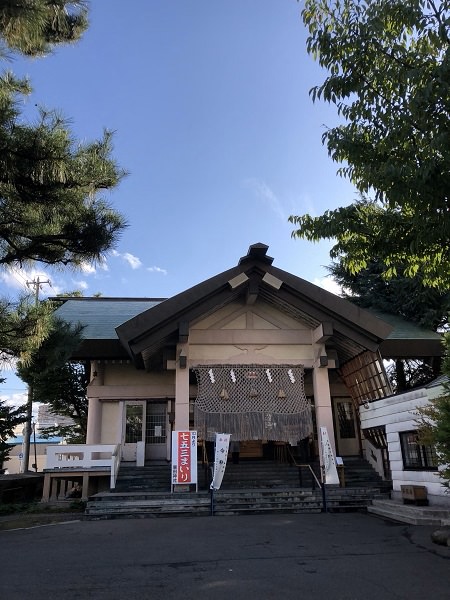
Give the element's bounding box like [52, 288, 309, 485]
[287, 446, 322, 490]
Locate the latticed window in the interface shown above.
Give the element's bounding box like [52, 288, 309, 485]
[146, 413, 166, 444]
[338, 350, 392, 404]
[125, 405, 144, 444]
[364, 426, 387, 449]
[336, 401, 356, 439]
[399, 430, 438, 470]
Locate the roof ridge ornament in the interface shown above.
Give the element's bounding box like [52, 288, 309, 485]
[238, 243, 274, 266]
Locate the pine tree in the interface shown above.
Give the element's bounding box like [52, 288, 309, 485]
[0, 8, 126, 269]
[17, 318, 88, 442]
[0, 2, 125, 466]
[0, 1, 125, 354]
[0, 393, 26, 467]
[0, 1, 88, 56]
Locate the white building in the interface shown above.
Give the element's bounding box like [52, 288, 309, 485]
[361, 377, 449, 507]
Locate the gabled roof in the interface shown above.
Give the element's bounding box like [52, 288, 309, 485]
[54, 244, 442, 368]
[116, 243, 394, 369]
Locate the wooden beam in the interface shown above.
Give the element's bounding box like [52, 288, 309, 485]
[313, 322, 333, 344]
[179, 321, 189, 343]
[246, 280, 259, 305]
[228, 272, 249, 289]
[189, 329, 312, 345]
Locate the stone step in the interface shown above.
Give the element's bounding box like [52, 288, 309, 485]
[85, 486, 385, 520]
[93, 456, 391, 519]
[368, 499, 450, 526]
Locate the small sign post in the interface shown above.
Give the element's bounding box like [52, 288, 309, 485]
[171, 430, 198, 492]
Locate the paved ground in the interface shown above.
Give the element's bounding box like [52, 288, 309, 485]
[1, 512, 449, 600]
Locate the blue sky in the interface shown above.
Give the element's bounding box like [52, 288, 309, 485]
[1, 1, 358, 403]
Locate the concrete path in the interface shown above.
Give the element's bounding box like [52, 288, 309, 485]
[1, 513, 449, 599]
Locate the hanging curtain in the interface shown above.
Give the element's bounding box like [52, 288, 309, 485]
[193, 364, 312, 445]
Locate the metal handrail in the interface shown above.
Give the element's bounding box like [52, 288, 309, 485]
[201, 441, 211, 489]
[287, 446, 322, 489]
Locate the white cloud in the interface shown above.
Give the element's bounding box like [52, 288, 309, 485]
[123, 253, 142, 270]
[244, 178, 286, 221]
[0, 269, 26, 291]
[49, 283, 63, 295]
[111, 250, 142, 270]
[74, 280, 89, 290]
[147, 266, 167, 275]
[0, 266, 54, 297]
[312, 276, 343, 297]
[0, 391, 27, 408]
[80, 262, 96, 274]
[98, 259, 109, 271]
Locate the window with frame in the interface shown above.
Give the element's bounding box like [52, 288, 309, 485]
[399, 430, 438, 470]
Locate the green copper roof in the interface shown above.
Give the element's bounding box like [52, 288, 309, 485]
[53, 298, 165, 340]
[54, 299, 442, 344]
[365, 309, 442, 341]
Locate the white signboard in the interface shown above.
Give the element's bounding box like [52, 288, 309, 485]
[320, 426, 340, 485]
[210, 433, 231, 490]
[171, 430, 198, 485]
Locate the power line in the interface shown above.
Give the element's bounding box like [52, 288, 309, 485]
[8, 266, 29, 290]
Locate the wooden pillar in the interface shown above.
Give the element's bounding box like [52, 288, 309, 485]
[82, 472, 90, 500]
[42, 473, 51, 502]
[312, 364, 336, 457]
[86, 361, 104, 444]
[86, 398, 102, 444]
[174, 344, 190, 431]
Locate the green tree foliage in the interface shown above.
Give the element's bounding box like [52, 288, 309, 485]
[17, 318, 88, 442]
[417, 335, 450, 489]
[330, 260, 450, 331]
[0, 296, 54, 365]
[291, 1, 450, 483]
[0, 392, 26, 466]
[290, 0, 450, 288]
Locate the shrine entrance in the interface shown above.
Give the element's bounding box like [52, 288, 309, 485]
[194, 364, 313, 447]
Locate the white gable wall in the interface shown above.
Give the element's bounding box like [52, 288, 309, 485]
[361, 387, 448, 505]
[188, 301, 317, 366]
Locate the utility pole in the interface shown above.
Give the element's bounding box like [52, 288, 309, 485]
[20, 277, 51, 473]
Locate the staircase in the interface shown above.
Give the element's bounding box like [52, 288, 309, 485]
[114, 463, 172, 493]
[339, 456, 392, 493]
[85, 457, 391, 520]
[368, 499, 450, 526]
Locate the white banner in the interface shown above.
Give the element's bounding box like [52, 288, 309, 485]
[319, 426, 340, 485]
[171, 430, 198, 485]
[210, 433, 231, 490]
